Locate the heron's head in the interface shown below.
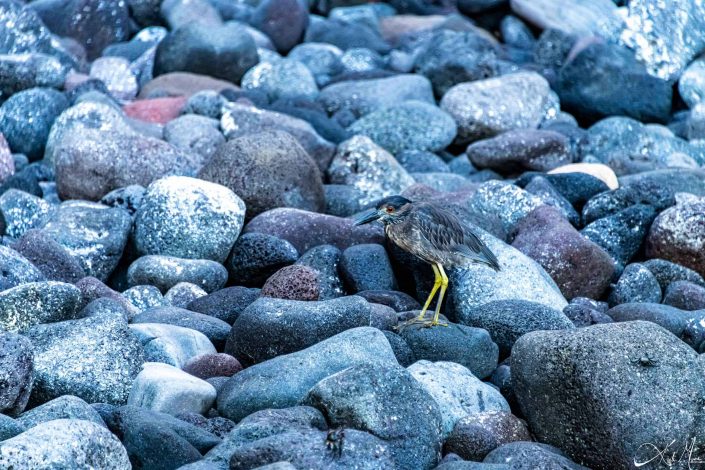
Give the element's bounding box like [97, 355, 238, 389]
[353, 195, 412, 226]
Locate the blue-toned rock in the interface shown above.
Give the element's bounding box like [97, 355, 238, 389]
[133, 306, 230, 349]
[608, 263, 662, 307]
[296, 244, 344, 300]
[444, 411, 531, 462]
[227, 232, 298, 287]
[0, 189, 52, 239]
[0, 244, 45, 290]
[17, 395, 104, 429]
[0, 281, 81, 333]
[164, 282, 208, 309]
[242, 59, 318, 102]
[0, 54, 69, 98]
[340, 244, 396, 293]
[0, 332, 33, 416]
[187, 286, 260, 324]
[130, 323, 216, 367]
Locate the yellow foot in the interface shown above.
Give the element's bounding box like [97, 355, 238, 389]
[394, 315, 448, 332]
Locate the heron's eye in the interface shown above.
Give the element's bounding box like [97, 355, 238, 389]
[385, 206, 395, 213]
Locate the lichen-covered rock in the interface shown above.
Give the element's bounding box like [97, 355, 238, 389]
[134, 176, 245, 263]
[41, 201, 132, 281]
[25, 308, 145, 405]
[0, 419, 130, 470]
[0, 281, 81, 333]
[328, 135, 415, 206]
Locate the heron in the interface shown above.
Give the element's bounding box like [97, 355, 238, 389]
[354, 195, 500, 328]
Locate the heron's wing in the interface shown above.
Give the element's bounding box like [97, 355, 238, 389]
[416, 204, 500, 271]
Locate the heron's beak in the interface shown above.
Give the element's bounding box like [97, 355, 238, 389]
[353, 209, 381, 226]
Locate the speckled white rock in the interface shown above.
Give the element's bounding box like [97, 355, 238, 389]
[441, 72, 552, 143]
[164, 282, 208, 308]
[408, 360, 509, 438]
[0, 189, 53, 238]
[241, 58, 318, 101]
[327, 135, 415, 206]
[134, 176, 245, 263]
[449, 225, 568, 311]
[129, 323, 216, 368]
[89, 57, 138, 102]
[467, 180, 545, 234]
[128, 362, 217, 415]
[0, 281, 81, 333]
[0, 419, 130, 469]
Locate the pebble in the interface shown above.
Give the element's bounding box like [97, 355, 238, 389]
[89, 57, 138, 101]
[0, 419, 130, 469]
[229, 296, 372, 364]
[440, 71, 552, 143]
[484, 441, 587, 469]
[608, 263, 662, 307]
[127, 255, 228, 293]
[242, 59, 318, 101]
[0, 332, 33, 416]
[288, 43, 343, 86]
[198, 130, 324, 219]
[128, 362, 217, 415]
[122, 285, 167, 313]
[679, 57, 705, 108]
[182, 353, 243, 380]
[163, 114, 225, 160]
[132, 306, 231, 349]
[164, 282, 208, 308]
[467, 180, 545, 234]
[0, 189, 52, 239]
[662, 281, 705, 311]
[217, 327, 397, 422]
[227, 232, 299, 286]
[0, 54, 69, 98]
[296, 244, 345, 300]
[251, 0, 308, 53]
[513, 321, 705, 469]
[511, 0, 621, 39]
[182, 90, 228, 119]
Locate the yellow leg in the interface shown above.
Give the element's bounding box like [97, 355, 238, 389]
[431, 264, 449, 326]
[415, 264, 441, 321]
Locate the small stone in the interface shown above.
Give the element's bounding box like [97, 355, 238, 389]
[134, 176, 245, 263]
[128, 362, 217, 415]
[164, 115, 225, 161]
[0, 419, 130, 469]
[261, 265, 320, 301]
[288, 43, 343, 86]
[17, 395, 104, 430]
[187, 286, 261, 324]
[0, 189, 52, 239]
[164, 282, 208, 308]
[467, 180, 545, 234]
[122, 96, 187, 124]
[250, 0, 307, 53]
[89, 57, 138, 101]
[132, 306, 231, 349]
[663, 281, 705, 311]
[679, 57, 705, 108]
[123, 285, 167, 313]
[483, 441, 588, 469]
[547, 162, 619, 190]
[242, 59, 318, 101]
[0, 54, 69, 98]
[229, 296, 371, 364]
[138, 72, 238, 99]
[182, 90, 228, 119]
[127, 255, 228, 293]
[510, 0, 622, 39]
[0, 244, 45, 290]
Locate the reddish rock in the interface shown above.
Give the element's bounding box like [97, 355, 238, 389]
[182, 353, 243, 380]
[512, 205, 614, 300]
[663, 280, 705, 311]
[646, 199, 705, 278]
[0, 133, 14, 184]
[261, 265, 320, 301]
[123, 96, 187, 124]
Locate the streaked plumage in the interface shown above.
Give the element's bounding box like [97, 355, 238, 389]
[354, 195, 500, 328]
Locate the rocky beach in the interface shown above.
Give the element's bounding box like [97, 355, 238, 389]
[1, 0, 705, 468]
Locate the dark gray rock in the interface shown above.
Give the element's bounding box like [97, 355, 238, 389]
[228, 296, 372, 364]
[41, 201, 132, 281]
[217, 327, 397, 421]
[0, 281, 81, 333]
[456, 299, 574, 360]
[198, 131, 324, 219]
[226, 233, 298, 287]
[133, 306, 231, 349]
[288, 43, 343, 87]
[512, 321, 705, 469]
[643, 259, 705, 292]
[0, 54, 69, 98]
[243, 208, 384, 253]
[182, 90, 228, 119]
[382, 331, 415, 367]
[0, 419, 131, 469]
[127, 255, 228, 293]
[483, 441, 587, 469]
[399, 322, 498, 379]
[296, 244, 344, 300]
[0, 332, 33, 416]
[305, 363, 443, 470]
[523, 176, 579, 226]
[75, 276, 135, 315]
[187, 286, 261, 324]
[581, 183, 675, 225]
[608, 263, 662, 307]
[133, 176, 245, 263]
[444, 412, 531, 461]
[356, 290, 420, 312]
[396, 150, 449, 174]
[0, 87, 68, 160]
[154, 22, 258, 83]
[516, 171, 609, 209]
[339, 244, 397, 293]
[581, 204, 656, 267]
[25, 307, 144, 405]
[557, 42, 672, 123]
[17, 395, 104, 429]
[0, 244, 44, 290]
[304, 18, 389, 54]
